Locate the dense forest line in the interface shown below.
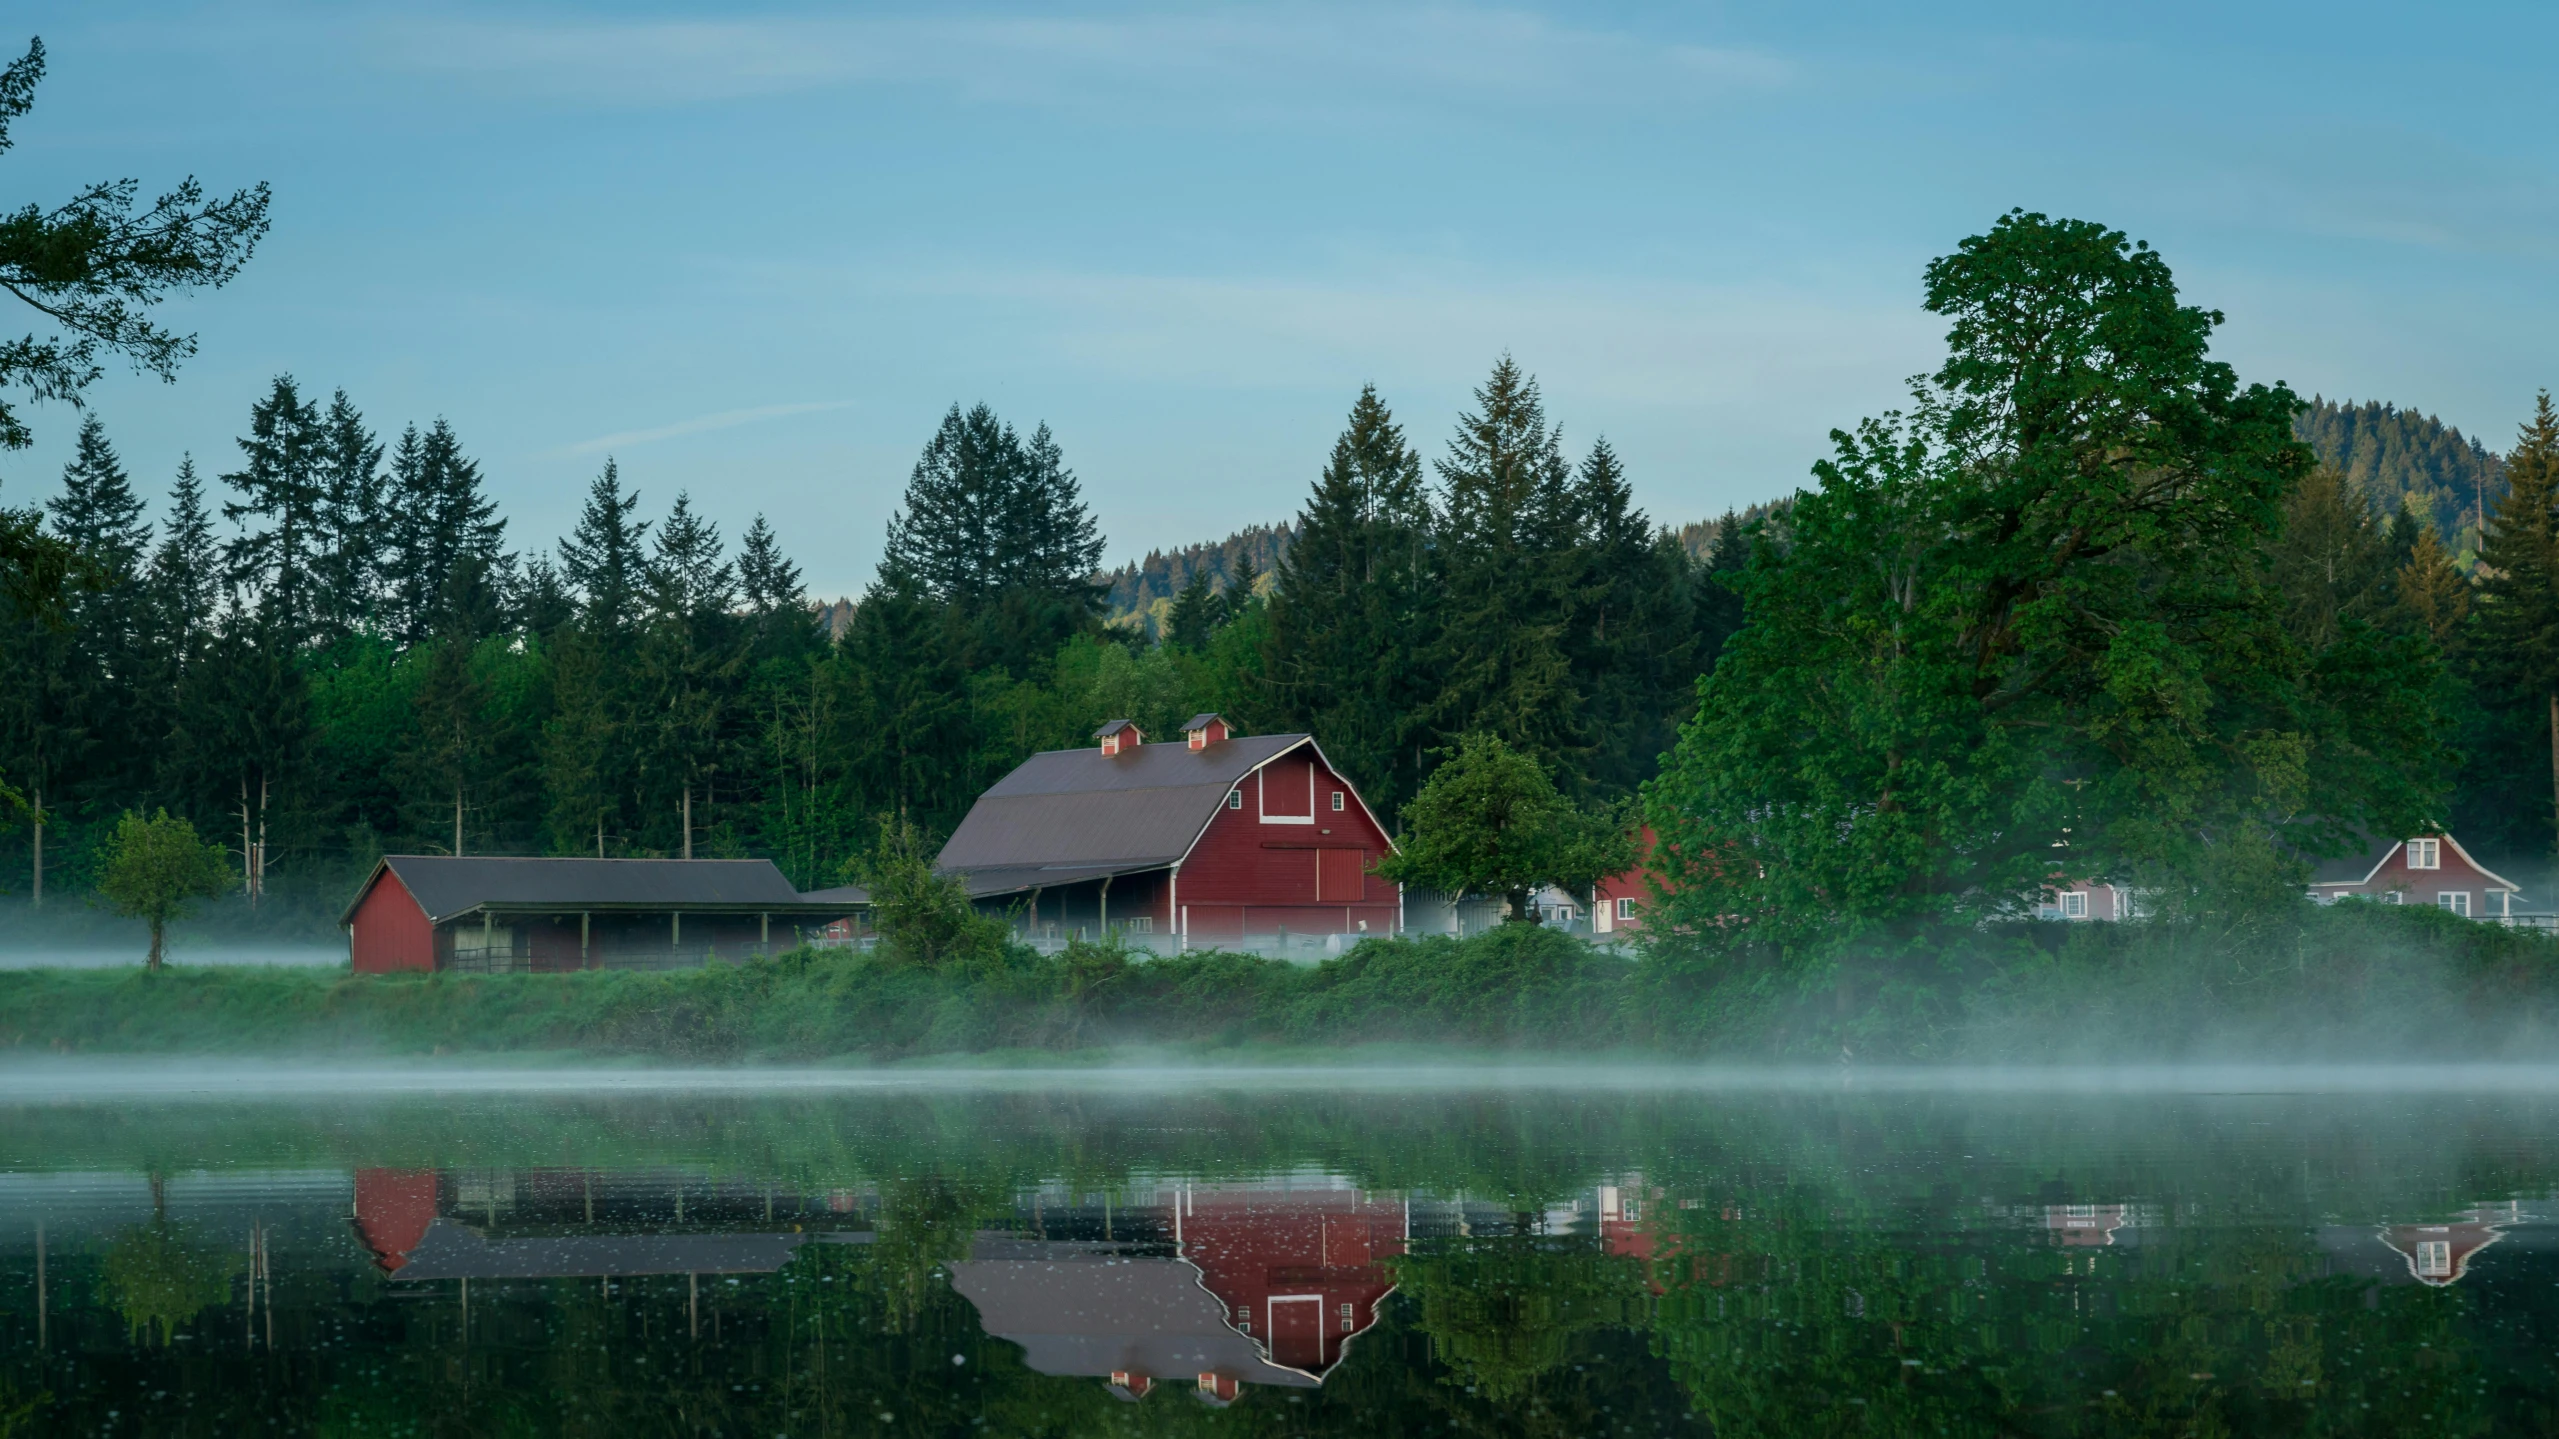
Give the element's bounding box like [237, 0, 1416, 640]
[0, 369, 1739, 923]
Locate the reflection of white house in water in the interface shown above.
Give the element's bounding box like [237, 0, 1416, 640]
[2379, 1202, 2522, 1287]
[2044, 1204, 2131, 1246]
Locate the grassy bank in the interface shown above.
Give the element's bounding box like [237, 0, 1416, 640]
[3, 903, 2556, 1060]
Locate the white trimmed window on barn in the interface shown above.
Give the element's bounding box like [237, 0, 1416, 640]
[2438, 891, 2471, 916]
[1227, 790, 1242, 809]
[2408, 838, 2441, 869]
[1616, 898, 1637, 921]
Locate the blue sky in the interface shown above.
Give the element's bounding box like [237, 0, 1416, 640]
[3, 1, 2552, 598]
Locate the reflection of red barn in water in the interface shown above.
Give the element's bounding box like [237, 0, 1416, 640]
[354, 1169, 440, 1273]
[1177, 1186, 1405, 1381]
[2381, 1203, 2522, 1286]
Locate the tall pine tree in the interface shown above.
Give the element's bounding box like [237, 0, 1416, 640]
[1266, 384, 1438, 815]
[880, 403, 1105, 674]
[2465, 391, 2559, 854]
[312, 389, 385, 642]
[382, 419, 504, 645]
[1427, 356, 1581, 780]
[219, 375, 327, 639]
[1561, 436, 1697, 799]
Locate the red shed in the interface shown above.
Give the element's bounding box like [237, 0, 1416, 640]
[340, 856, 858, 974]
[935, 716, 1398, 947]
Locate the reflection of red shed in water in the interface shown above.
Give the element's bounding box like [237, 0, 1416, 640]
[1178, 1186, 1405, 1378]
[2381, 1203, 2521, 1286]
[353, 1168, 440, 1273]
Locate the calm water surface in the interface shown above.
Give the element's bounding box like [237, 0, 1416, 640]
[2, 1072, 2556, 1436]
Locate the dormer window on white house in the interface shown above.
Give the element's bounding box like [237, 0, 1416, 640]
[2408, 838, 2441, 870]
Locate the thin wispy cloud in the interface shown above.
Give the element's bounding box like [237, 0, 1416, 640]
[561, 400, 853, 456]
[369, 7, 1791, 114]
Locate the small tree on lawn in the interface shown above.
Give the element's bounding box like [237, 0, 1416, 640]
[1379, 733, 1634, 923]
[854, 813, 1012, 969]
[95, 809, 232, 970]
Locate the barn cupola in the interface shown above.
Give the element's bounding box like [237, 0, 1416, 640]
[1183, 713, 1231, 750]
[1094, 719, 1142, 756]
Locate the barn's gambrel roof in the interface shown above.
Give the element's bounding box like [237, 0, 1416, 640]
[935, 733, 1390, 898]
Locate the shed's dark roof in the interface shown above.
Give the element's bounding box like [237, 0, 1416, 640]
[347, 856, 833, 926]
[798, 884, 872, 905]
[935, 734, 1310, 894]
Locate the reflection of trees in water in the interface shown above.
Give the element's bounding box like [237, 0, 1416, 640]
[1397, 1231, 1656, 1404]
[96, 1215, 234, 1345]
[1645, 1190, 2504, 1438]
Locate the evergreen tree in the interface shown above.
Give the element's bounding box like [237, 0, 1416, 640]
[2393, 526, 2470, 653]
[646, 492, 734, 621]
[399, 637, 493, 855]
[1427, 357, 1580, 780]
[1692, 510, 1751, 667]
[382, 419, 504, 644]
[0, 38, 270, 453]
[737, 514, 803, 615]
[2465, 391, 2559, 854]
[44, 414, 156, 801]
[557, 458, 650, 628]
[880, 404, 1104, 673]
[1166, 568, 1219, 651]
[219, 375, 327, 639]
[148, 456, 219, 668]
[1266, 384, 1438, 814]
[48, 415, 151, 584]
[1561, 436, 1697, 799]
[2268, 465, 2390, 652]
[312, 389, 384, 640]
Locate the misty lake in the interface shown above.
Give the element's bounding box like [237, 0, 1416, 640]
[2, 1068, 2556, 1436]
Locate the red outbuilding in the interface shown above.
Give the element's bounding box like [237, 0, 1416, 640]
[935, 715, 1399, 948]
[341, 856, 857, 974]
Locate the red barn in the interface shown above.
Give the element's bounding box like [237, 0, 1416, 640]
[935, 715, 1399, 948]
[341, 856, 856, 974]
[2307, 832, 2522, 919]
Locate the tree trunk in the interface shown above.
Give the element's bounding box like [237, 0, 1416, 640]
[147, 918, 165, 972]
[1505, 887, 1532, 923]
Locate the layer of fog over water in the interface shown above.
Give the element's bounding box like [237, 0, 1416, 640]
[0, 948, 346, 970]
[3, 1070, 2557, 1435]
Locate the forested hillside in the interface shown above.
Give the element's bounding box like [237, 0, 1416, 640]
[1098, 522, 1293, 637]
[2295, 398, 2505, 557]
[0, 371, 1747, 923]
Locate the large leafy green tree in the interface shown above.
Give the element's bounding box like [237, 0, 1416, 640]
[1379, 732, 1632, 922]
[1648, 211, 2444, 964]
[0, 37, 269, 452]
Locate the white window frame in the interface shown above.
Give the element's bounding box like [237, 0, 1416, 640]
[1226, 789, 1242, 810]
[1615, 897, 1637, 921]
[2438, 891, 2471, 917]
[2407, 838, 2440, 870]
[1330, 790, 1345, 812]
[2382, 891, 2404, 905]
[2417, 1240, 2453, 1277]
[2060, 891, 2088, 920]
